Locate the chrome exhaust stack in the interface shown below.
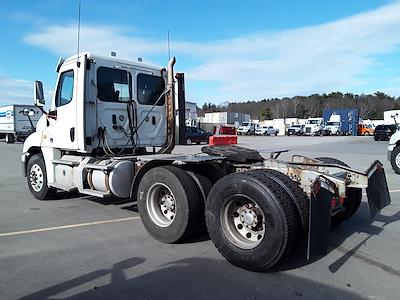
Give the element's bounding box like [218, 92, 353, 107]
[160, 56, 176, 154]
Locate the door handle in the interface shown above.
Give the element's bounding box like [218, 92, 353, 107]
[70, 127, 75, 142]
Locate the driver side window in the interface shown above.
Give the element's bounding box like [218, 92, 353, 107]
[56, 70, 74, 107]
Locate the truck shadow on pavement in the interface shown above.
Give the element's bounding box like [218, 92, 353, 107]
[42, 193, 400, 274]
[327, 202, 400, 275]
[19, 257, 364, 300]
[272, 201, 400, 273]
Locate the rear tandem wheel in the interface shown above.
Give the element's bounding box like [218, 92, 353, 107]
[315, 157, 362, 225]
[137, 166, 205, 243]
[205, 169, 300, 271]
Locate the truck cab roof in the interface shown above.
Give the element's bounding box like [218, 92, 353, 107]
[62, 52, 163, 73]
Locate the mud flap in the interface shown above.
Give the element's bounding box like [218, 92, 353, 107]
[366, 162, 391, 219]
[307, 178, 334, 260]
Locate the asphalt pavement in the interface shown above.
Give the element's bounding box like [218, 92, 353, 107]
[0, 136, 399, 300]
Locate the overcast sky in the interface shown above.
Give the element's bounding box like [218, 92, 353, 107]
[1, 0, 400, 106]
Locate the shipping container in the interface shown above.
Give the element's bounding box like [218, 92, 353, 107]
[322, 108, 359, 136]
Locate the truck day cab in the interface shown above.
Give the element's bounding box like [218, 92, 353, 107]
[323, 114, 341, 135]
[22, 52, 391, 271]
[303, 118, 324, 136]
[237, 122, 256, 135]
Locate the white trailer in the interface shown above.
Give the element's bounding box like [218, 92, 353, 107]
[0, 105, 42, 143]
[384, 110, 400, 125]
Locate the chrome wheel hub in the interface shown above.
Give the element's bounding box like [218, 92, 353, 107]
[221, 197, 265, 249]
[29, 164, 44, 192]
[147, 183, 176, 227]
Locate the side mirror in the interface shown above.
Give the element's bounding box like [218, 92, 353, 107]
[34, 81, 45, 107]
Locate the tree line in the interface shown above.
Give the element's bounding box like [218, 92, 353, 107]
[200, 91, 400, 120]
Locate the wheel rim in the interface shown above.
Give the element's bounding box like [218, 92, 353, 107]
[396, 152, 400, 169]
[146, 183, 176, 227]
[29, 163, 44, 192]
[186, 138, 191, 145]
[220, 195, 265, 249]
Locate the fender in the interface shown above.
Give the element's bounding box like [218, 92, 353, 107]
[129, 160, 173, 200]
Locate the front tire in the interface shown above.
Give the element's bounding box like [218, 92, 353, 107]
[205, 170, 299, 271]
[390, 146, 400, 174]
[137, 166, 203, 243]
[186, 138, 192, 145]
[26, 154, 56, 200]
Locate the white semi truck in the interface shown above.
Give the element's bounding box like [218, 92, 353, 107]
[323, 114, 341, 135]
[303, 117, 324, 136]
[0, 104, 42, 143]
[22, 52, 391, 271]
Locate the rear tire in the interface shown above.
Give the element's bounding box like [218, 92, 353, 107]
[137, 166, 203, 243]
[390, 146, 400, 174]
[258, 169, 309, 234]
[315, 157, 362, 225]
[205, 170, 299, 271]
[26, 154, 56, 200]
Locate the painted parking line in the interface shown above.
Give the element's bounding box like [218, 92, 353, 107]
[0, 216, 140, 238]
[2, 189, 399, 238]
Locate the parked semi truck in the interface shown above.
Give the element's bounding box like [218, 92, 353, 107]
[303, 117, 324, 136]
[322, 114, 342, 135]
[22, 52, 391, 271]
[0, 105, 42, 143]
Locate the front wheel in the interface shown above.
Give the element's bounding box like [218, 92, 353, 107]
[186, 138, 192, 145]
[391, 146, 400, 174]
[26, 154, 56, 200]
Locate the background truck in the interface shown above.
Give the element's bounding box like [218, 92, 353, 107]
[287, 124, 304, 136]
[323, 108, 359, 136]
[22, 52, 390, 272]
[388, 129, 400, 174]
[358, 123, 375, 136]
[322, 114, 341, 135]
[255, 125, 279, 136]
[0, 105, 42, 143]
[237, 121, 256, 135]
[303, 117, 324, 135]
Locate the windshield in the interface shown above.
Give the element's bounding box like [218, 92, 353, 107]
[241, 122, 250, 126]
[327, 122, 340, 126]
[291, 125, 301, 128]
[307, 120, 320, 124]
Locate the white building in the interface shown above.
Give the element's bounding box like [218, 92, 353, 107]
[384, 110, 400, 125]
[203, 112, 250, 127]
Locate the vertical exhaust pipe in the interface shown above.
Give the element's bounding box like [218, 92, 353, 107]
[161, 56, 176, 154]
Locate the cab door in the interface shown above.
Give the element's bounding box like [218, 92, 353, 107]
[95, 65, 133, 149]
[134, 71, 167, 147]
[47, 62, 79, 150]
